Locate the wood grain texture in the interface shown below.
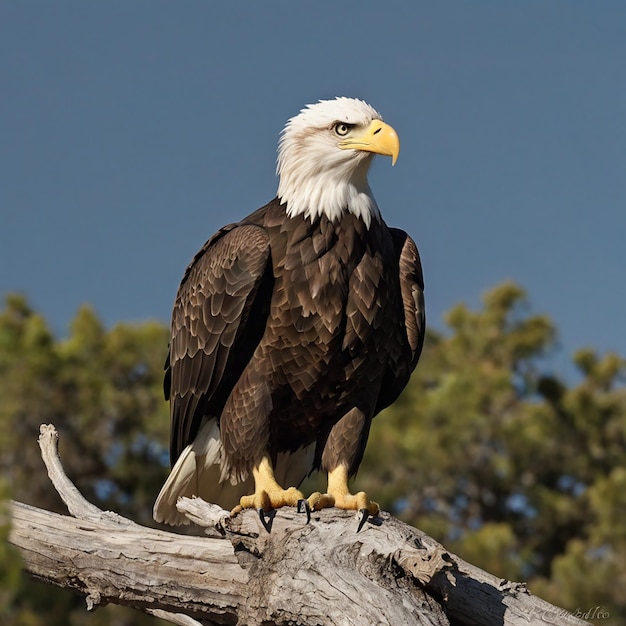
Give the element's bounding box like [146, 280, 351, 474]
[10, 502, 592, 626]
[8, 424, 590, 626]
[10, 501, 246, 625]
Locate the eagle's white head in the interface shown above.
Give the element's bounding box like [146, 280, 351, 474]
[276, 97, 400, 228]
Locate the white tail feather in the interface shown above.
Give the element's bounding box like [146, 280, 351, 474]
[153, 420, 316, 526]
[153, 421, 250, 525]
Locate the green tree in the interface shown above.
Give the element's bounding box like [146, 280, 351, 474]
[359, 282, 626, 622]
[2, 285, 625, 624]
[0, 294, 171, 625]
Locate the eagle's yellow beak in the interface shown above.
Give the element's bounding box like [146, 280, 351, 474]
[338, 120, 400, 166]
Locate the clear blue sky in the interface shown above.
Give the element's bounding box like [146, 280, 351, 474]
[2, 2, 625, 379]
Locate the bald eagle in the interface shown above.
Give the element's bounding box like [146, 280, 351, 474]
[154, 97, 425, 527]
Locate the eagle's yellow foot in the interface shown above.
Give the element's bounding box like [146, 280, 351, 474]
[307, 490, 379, 515]
[235, 485, 304, 513]
[229, 456, 303, 521]
[306, 465, 379, 531]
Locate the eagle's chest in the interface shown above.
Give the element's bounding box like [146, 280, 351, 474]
[264, 215, 399, 391]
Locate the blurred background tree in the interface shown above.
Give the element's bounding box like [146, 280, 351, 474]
[1, 284, 624, 624]
[0, 294, 170, 625]
[358, 282, 626, 624]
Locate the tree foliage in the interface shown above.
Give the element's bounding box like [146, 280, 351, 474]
[358, 282, 626, 623]
[1, 284, 625, 624]
[0, 295, 170, 625]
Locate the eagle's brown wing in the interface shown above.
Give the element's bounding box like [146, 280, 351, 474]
[165, 223, 273, 465]
[394, 228, 425, 369]
[375, 228, 425, 412]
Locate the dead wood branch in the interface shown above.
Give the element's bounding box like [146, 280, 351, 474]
[8, 424, 590, 626]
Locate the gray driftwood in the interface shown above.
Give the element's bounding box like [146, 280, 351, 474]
[8, 424, 589, 626]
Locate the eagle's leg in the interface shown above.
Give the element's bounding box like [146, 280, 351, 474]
[307, 465, 379, 516]
[231, 456, 304, 515]
[306, 407, 379, 524]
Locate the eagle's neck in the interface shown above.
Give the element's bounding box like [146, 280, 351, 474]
[276, 154, 381, 229]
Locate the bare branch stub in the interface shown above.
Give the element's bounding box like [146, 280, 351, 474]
[37, 423, 103, 521]
[37, 423, 136, 527]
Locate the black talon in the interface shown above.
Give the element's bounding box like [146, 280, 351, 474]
[356, 508, 369, 532]
[257, 508, 275, 532]
[297, 499, 311, 524]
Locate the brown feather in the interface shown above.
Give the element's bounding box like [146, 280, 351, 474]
[167, 224, 272, 463]
[164, 198, 425, 489]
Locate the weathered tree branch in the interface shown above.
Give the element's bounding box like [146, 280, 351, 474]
[8, 424, 590, 626]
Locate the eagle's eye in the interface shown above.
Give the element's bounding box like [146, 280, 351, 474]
[333, 122, 354, 137]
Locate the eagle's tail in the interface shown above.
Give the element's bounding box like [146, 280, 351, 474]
[152, 420, 252, 525]
[153, 419, 316, 526]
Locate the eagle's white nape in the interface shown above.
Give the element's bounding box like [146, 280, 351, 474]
[276, 97, 384, 228]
